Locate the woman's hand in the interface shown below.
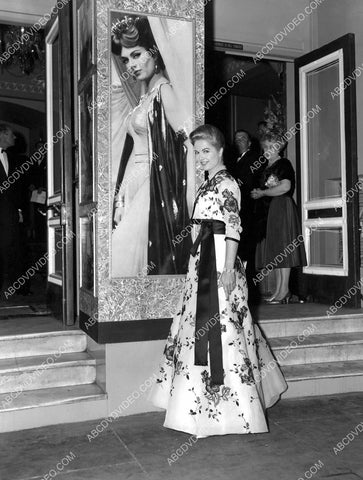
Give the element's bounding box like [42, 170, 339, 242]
[219, 269, 236, 300]
[251, 188, 264, 199]
[113, 206, 123, 226]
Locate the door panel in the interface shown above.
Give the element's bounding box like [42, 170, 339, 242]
[75, 0, 98, 325]
[45, 5, 76, 324]
[295, 34, 360, 306]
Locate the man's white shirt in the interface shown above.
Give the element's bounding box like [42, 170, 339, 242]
[0, 148, 9, 176]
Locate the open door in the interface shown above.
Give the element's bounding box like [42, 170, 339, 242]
[45, 5, 76, 324]
[295, 34, 360, 307]
[74, 0, 98, 327]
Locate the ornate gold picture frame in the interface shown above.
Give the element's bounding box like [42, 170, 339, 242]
[92, 0, 204, 327]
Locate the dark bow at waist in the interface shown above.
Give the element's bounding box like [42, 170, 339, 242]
[190, 219, 225, 386]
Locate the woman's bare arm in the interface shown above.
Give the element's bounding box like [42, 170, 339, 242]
[159, 83, 189, 132]
[220, 238, 238, 300]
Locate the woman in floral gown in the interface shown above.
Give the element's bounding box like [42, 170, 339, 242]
[150, 125, 287, 438]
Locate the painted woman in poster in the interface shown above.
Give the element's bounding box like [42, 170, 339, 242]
[110, 14, 194, 277]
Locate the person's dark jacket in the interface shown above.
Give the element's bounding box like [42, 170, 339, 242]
[0, 152, 23, 247]
[228, 149, 265, 260]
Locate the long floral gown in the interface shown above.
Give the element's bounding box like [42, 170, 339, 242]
[150, 169, 287, 438]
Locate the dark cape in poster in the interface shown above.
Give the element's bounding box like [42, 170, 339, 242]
[113, 86, 191, 275]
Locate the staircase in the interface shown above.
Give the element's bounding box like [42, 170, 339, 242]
[0, 329, 107, 432]
[259, 312, 363, 398]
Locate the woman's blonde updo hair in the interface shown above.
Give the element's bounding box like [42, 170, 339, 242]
[189, 124, 225, 150]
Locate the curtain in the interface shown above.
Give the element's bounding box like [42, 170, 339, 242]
[149, 16, 196, 211]
[148, 16, 194, 133]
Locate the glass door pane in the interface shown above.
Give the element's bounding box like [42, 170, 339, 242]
[51, 34, 62, 194]
[309, 227, 343, 268]
[46, 19, 63, 287]
[306, 60, 342, 201]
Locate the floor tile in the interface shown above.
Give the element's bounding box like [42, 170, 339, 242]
[54, 462, 148, 480]
[0, 420, 133, 480]
[268, 393, 363, 424]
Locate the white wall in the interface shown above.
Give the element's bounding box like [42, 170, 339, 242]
[105, 341, 164, 416]
[313, 0, 363, 173]
[212, 0, 313, 57]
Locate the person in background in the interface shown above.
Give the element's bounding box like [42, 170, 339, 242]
[0, 125, 23, 297]
[6, 132, 33, 296]
[229, 129, 264, 303]
[251, 131, 307, 304]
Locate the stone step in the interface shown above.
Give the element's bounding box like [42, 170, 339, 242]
[0, 384, 108, 432]
[258, 313, 363, 338]
[269, 331, 363, 365]
[282, 360, 363, 398]
[0, 352, 96, 394]
[0, 330, 86, 359]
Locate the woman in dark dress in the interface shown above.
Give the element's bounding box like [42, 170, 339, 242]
[251, 132, 307, 304]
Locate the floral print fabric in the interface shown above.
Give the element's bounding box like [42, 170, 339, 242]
[192, 170, 242, 242]
[150, 170, 287, 438]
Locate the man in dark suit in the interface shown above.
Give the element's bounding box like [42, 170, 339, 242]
[229, 129, 265, 303]
[0, 124, 21, 295]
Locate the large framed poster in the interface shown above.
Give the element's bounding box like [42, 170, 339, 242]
[80, 0, 205, 341]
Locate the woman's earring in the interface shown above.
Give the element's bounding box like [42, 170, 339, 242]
[154, 63, 159, 74]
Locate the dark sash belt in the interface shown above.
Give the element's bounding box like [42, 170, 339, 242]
[190, 219, 225, 386]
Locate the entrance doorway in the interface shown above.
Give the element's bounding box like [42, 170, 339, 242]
[0, 13, 74, 326]
[205, 35, 360, 308]
[205, 50, 286, 148]
[0, 23, 50, 319]
[205, 48, 289, 299]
